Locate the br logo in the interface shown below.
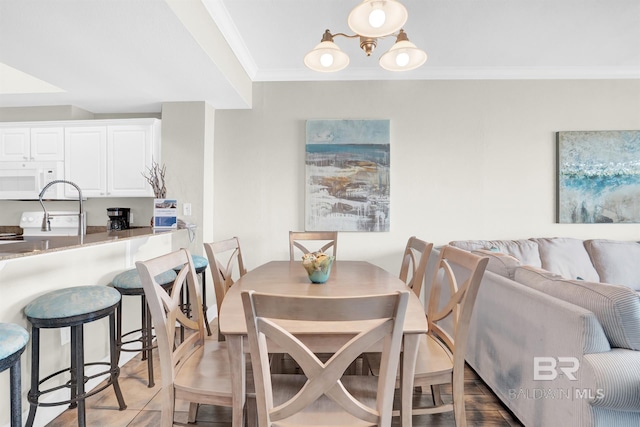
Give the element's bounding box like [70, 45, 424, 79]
[533, 357, 579, 381]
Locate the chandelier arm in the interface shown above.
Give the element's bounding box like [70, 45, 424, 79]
[331, 32, 361, 40]
[331, 32, 398, 40]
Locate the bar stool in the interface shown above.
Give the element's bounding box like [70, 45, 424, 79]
[24, 286, 126, 427]
[111, 268, 176, 387]
[0, 323, 29, 427]
[174, 255, 211, 335]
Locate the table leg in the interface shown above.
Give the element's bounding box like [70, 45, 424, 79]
[400, 334, 420, 427]
[227, 335, 246, 427]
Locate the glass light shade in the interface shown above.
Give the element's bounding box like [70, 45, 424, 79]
[348, 0, 408, 38]
[304, 41, 350, 72]
[379, 40, 427, 71]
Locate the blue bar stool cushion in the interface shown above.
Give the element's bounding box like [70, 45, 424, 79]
[25, 286, 121, 322]
[0, 323, 29, 362]
[112, 268, 176, 290]
[0, 323, 29, 427]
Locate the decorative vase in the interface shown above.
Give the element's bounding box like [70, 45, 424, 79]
[304, 255, 335, 284]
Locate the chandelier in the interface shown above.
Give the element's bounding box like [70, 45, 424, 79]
[304, 0, 427, 72]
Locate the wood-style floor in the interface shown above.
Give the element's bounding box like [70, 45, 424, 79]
[46, 334, 524, 427]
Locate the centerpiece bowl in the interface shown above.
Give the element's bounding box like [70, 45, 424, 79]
[301, 252, 335, 284]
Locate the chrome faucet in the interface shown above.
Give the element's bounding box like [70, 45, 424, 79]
[38, 180, 85, 236]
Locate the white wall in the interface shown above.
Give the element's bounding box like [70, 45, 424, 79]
[213, 80, 640, 274]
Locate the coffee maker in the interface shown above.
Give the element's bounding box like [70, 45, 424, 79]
[107, 207, 131, 231]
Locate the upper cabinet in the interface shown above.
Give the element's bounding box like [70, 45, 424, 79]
[65, 119, 161, 198]
[0, 126, 64, 161]
[0, 118, 161, 198]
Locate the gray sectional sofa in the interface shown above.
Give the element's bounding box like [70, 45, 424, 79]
[429, 237, 640, 427]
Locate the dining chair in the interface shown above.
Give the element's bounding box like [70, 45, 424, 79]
[136, 249, 243, 427]
[412, 245, 488, 426]
[399, 236, 434, 299]
[289, 231, 338, 261]
[362, 236, 433, 375]
[364, 245, 488, 426]
[242, 289, 409, 427]
[204, 237, 248, 341]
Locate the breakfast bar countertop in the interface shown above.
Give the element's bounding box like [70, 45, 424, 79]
[0, 227, 178, 260]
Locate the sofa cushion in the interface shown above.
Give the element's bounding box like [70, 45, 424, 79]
[585, 239, 640, 292]
[530, 237, 600, 282]
[515, 266, 640, 350]
[449, 239, 541, 267]
[472, 249, 522, 280]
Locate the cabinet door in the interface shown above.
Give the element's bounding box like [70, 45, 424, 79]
[31, 127, 64, 161]
[0, 127, 30, 161]
[107, 125, 155, 197]
[64, 127, 107, 197]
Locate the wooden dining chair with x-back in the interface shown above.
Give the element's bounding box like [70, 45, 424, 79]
[136, 248, 252, 427]
[204, 237, 247, 341]
[242, 289, 409, 427]
[410, 245, 488, 426]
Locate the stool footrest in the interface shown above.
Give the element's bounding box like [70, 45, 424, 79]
[118, 329, 157, 353]
[28, 362, 121, 408]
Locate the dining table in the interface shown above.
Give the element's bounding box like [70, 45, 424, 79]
[218, 260, 428, 427]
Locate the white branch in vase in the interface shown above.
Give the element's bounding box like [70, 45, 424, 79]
[142, 161, 167, 198]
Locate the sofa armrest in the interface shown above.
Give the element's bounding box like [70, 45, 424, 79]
[462, 270, 611, 427]
[584, 349, 640, 411]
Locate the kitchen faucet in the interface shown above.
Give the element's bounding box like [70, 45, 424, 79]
[38, 180, 85, 236]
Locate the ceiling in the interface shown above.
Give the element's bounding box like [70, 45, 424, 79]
[0, 0, 638, 114]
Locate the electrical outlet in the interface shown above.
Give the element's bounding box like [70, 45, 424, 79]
[129, 212, 134, 224]
[183, 203, 192, 216]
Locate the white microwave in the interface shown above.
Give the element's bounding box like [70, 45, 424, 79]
[0, 161, 66, 200]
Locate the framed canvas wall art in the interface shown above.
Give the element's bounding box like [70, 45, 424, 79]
[305, 119, 390, 232]
[557, 130, 640, 223]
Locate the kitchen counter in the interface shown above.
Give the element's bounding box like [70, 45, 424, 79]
[0, 227, 188, 426]
[0, 227, 178, 260]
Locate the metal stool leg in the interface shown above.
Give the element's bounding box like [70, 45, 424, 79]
[109, 311, 127, 409]
[201, 271, 212, 336]
[26, 327, 39, 427]
[10, 355, 22, 427]
[141, 295, 154, 388]
[71, 324, 86, 427]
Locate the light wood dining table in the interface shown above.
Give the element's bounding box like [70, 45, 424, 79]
[219, 260, 428, 427]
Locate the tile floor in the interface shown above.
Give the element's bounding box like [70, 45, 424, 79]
[45, 325, 524, 427]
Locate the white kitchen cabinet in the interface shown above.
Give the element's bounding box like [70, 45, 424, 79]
[0, 126, 64, 161]
[64, 126, 107, 197]
[64, 119, 160, 197]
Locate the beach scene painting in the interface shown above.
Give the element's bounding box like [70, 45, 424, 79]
[557, 130, 640, 223]
[305, 119, 390, 232]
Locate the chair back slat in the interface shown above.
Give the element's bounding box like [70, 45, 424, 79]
[204, 237, 247, 315]
[289, 231, 338, 261]
[399, 236, 434, 298]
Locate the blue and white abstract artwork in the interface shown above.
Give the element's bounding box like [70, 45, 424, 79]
[557, 130, 640, 223]
[305, 120, 390, 232]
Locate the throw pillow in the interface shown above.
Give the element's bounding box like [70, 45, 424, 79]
[449, 239, 541, 267]
[472, 249, 521, 279]
[585, 239, 640, 292]
[531, 237, 600, 282]
[515, 266, 640, 350]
